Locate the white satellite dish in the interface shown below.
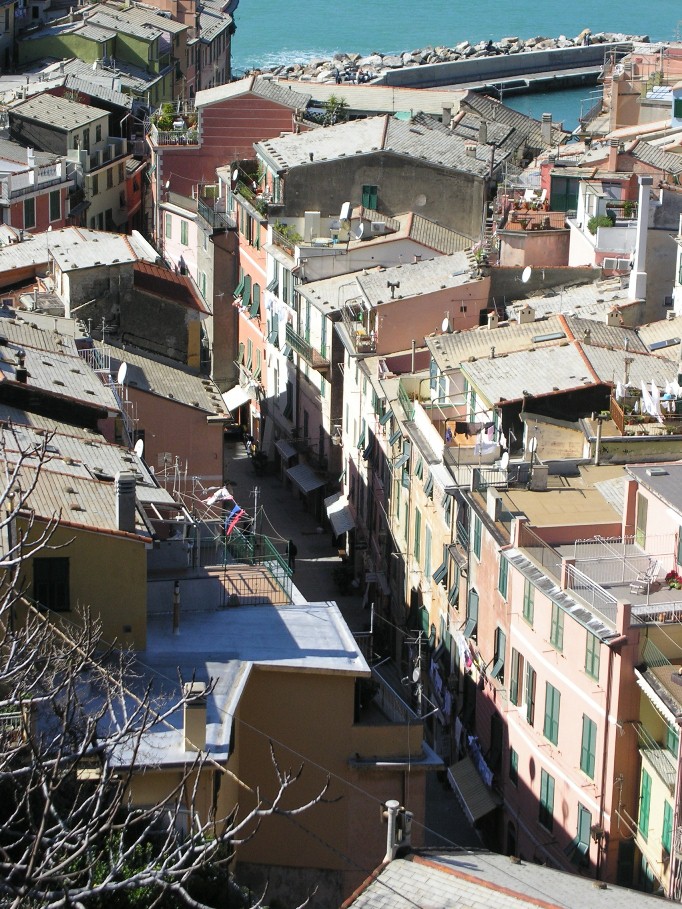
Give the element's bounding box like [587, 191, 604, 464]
[500, 451, 509, 470]
[521, 266, 532, 284]
[232, 168, 239, 183]
[441, 316, 450, 333]
[134, 438, 144, 458]
[412, 667, 420, 683]
[116, 362, 128, 384]
[528, 436, 538, 453]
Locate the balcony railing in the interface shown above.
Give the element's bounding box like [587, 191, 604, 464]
[0, 171, 68, 202]
[198, 197, 234, 231]
[285, 323, 329, 373]
[610, 394, 682, 436]
[271, 227, 295, 257]
[371, 668, 421, 723]
[398, 378, 415, 421]
[340, 306, 376, 354]
[149, 123, 199, 147]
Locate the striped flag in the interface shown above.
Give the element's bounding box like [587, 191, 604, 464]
[225, 504, 245, 535]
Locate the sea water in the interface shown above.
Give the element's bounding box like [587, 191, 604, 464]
[231, 0, 682, 129]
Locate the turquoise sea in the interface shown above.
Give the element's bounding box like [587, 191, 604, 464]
[232, 1, 682, 129]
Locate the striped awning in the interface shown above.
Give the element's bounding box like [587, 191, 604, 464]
[447, 756, 500, 825]
[287, 463, 325, 494]
[324, 492, 355, 536]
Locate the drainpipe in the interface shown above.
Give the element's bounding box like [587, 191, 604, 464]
[628, 175, 653, 302]
[598, 627, 628, 879]
[384, 799, 400, 862]
[594, 415, 603, 466]
[411, 339, 416, 374]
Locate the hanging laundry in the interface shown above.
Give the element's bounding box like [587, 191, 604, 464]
[445, 426, 453, 444]
[455, 421, 468, 435]
[615, 382, 623, 400]
[465, 422, 484, 437]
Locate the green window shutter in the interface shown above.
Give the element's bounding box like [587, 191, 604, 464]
[491, 627, 506, 682]
[424, 525, 431, 578]
[267, 275, 279, 293]
[566, 804, 592, 867]
[523, 579, 534, 625]
[236, 342, 244, 365]
[181, 220, 188, 245]
[585, 631, 600, 680]
[233, 275, 245, 299]
[245, 340, 253, 371]
[509, 748, 518, 786]
[663, 801, 673, 854]
[678, 526, 682, 567]
[379, 409, 393, 426]
[539, 770, 554, 831]
[389, 429, 402, 446]
[667, 724, 680, 758]
[509, 648, 520, 705]
[526, 663, 536, 725]
[543, 682, 560, 745]
[433, 558, 447, 586]
[361, 184, 378, 208]
[249, 283, 261, 318]
[473, 515, 481, 559]
[639, 769, 651, 840]
[498, 557, 508, 598]
[675, 98, 682, 119]
[463, 588, 478, 639]
[414, 508, 421, 561]
[448, 565, 460, 607]
[242, 275, 252, 310]
[423, 472, 434, 498]
[550, 603, 564, 651]
[580, 715, 597, 779]
[414, 457, 423, 480]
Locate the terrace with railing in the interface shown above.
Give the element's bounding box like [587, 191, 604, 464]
[340, 304, 376, 354]
[610, 393, 682, 437]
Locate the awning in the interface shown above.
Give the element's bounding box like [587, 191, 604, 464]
[448, 543, 468, 569]
[447, 756, 500, 825]
[275, 439, 297, 461]
[222, 384, 251, 412]
[366, 570, 390, 596]
[324, 492, 355, 536]
[287, 463, 325, 494]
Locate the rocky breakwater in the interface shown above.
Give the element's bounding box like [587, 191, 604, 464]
[249, 31, 650, 84]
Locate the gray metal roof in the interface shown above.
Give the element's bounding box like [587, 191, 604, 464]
[10, 93, 108, 131]
[449, 111, 516, 149]
[106, 345, 228, 415]
[0, 317, 80, 356]
[460, 90, 568, 147]
[196, 74, 311, 110]
[563, 315, 648, 352]
[637, 317, 682, 358]
[346, 850, 664, 908]
[256, 114, 507, 177]
[0, 137, 58, 167]
[511, 276, 629, 320]
[631, 139, 682, 175]
[61, 57, 162, 95]
[462, 342, 597, 404]
[89, 2, 187, 36]
[405, 213, 473, 253]
[197, 6, 232, 42]
[48, 228, 142, 271]
[582, 345, 676, 390]
[627, 463, 682, 515]
[63, 75, 133, 110]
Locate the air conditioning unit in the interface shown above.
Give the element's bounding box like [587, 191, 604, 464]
[370, 221, 386, 235]
[603, 258, 618, 270]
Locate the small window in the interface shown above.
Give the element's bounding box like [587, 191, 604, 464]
[539, 769, 554, 831]
[580, 714, 597, 779]
[95, 124, 102, 143]
[49, 190, 61, 223]
[107, 167, 113, 189]
[509, 748, 518, 787]
[33, 557, 70, 611]
[92, 174, 99, 196]
[491, 627, 506, 682]
[498, 556, 508, 598]
[181, 220, 189, 246]
[472, 514, 482, 559]
[23, 197, 35, 229]
[543, 682, 561, 745]
[523, 578, 534, 625]
[585, 631, 600, 680]
[525, 663, 536, 725]
[550, 602, 564, 651]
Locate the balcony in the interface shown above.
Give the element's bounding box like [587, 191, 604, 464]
[340, 305, 376, 354]
[149, 123, 199, 147]
[285, 323, 329, 374]
[610, 394, 682, 437]
[198, 196, 235, 231]
[0, 167, 69, 202]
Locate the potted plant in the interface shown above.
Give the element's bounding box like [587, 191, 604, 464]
[665, 570, 682, 589]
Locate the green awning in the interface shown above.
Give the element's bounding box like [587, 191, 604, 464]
[379, 409, 393, 426]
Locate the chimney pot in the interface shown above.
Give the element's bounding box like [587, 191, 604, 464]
[183, 681, 207, 751]
[115, 471, 136, 533]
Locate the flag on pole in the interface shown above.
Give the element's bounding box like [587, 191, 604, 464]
[225, 504, 245, 535]
[203, 486, 233, 507]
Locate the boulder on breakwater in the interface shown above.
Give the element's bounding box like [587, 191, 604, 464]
[245, 31, 650, 85]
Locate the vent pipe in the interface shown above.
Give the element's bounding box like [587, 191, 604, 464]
[115, 471, 136, 533]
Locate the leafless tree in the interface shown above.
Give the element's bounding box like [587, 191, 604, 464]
[0, 424, 327, 908]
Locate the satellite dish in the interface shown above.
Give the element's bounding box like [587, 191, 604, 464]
[232, 168, 239, 183]
[165, 180, 170, 190]
[412, 667, 420, 683]
[500, 451, 509, 470]
[116, 362, 128, 385]
[521, 266, 532, 284]
[134, 438, 144, 458]
[528, 436, 538, 453]
[441, 316, 450, 333]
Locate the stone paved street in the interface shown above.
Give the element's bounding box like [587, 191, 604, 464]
[223, 438, 481, 853]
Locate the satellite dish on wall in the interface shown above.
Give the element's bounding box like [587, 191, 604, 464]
[441, 316, 450, 333]
[500, 451, 509, 470]
[117, 362, 128, 384]
[412, 667, 420, 683]
[134, 438, 144, 458]
[521, 266, 532, 284]
[528, 436, 538, 454]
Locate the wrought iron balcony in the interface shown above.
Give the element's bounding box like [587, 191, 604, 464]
[285, 323, 329, 373]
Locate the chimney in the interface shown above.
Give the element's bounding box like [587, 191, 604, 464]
[465, 143, 477, 158]
[517, 304, 535, 324]
[607, 138, 619, 172]
[628, 175, 653, 301]
[487, 309, 499, 330]
[478, 120, 488, 145]
[183, 681, 207, 752]
[541, 113, 552, 146]
[487, 487, 503, 520]
[441, 104, 452, 128]
[15, 350, 27, 384]
[606, 306, 622, 326]
[115, 471, 136, 533]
